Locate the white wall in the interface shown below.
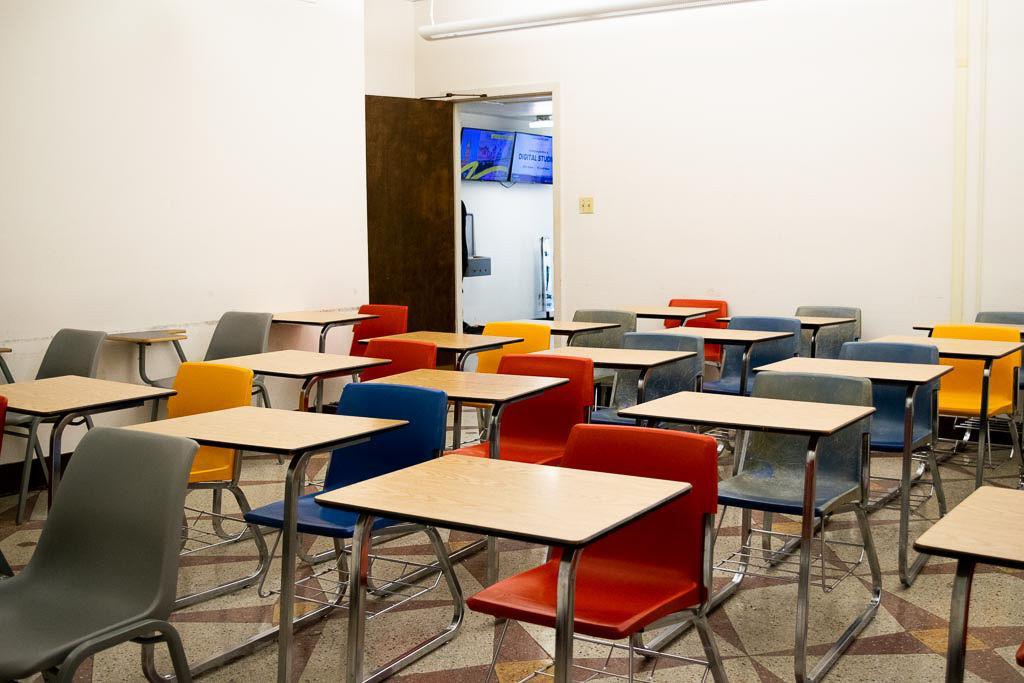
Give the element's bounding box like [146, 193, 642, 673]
[413, 0, 959, 337]
[0, 0, 368, 463]
[365, 0, 416, 96]
[458, 112, 553, 325]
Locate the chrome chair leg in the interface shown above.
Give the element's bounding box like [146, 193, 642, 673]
[15, 419, 43, 525]
[692, 611, 728, 683]
[926, 450, 948, 516]
[483, 619, 511, 682]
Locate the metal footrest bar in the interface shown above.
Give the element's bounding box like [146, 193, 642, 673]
[714, 528, 865, 594]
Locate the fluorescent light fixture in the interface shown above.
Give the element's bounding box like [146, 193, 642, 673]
[530, 117, 554, 129]
[419, 0, 764, 41]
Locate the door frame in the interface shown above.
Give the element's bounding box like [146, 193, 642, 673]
[449, 82, 563, 329]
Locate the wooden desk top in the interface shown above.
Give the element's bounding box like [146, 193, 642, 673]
[620, 391, 874, 436]
[655, 327, 793, 344]
[272, 310, 378, 326]
[212, 350, 389, 379]
[365, 368, 566, 404]
[913, 322, 1024, 340]
[629, 306, 717, 320]
[316, 454, 690, 546]
[872, 335, 1024, 361]
[359, 331, 523, 353]
[107, 330, 188, 344]
[509, 320, 620, 335]
[756, 357, 953, 385]
[717, 316, 856, 328]
[914, 486, 1024, 569]
[2, 376, 175, 417]
[127, 405, 405, 455]
[531, 346, 695, 369]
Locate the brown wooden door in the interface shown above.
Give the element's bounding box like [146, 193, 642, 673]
[365, 95, 456, 333]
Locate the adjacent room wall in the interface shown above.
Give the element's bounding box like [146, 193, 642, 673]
[459, 112, 553, 325]
[365, 0, 417, 97]
[413, 0, 958, 337]
[0, 0, 368, 463]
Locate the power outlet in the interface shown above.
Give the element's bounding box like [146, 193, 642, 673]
[579, 197, 594, 214]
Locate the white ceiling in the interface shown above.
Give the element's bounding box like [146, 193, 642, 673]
[459, 97, 553, 122]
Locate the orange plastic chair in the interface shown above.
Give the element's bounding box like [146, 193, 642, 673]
[349, 305, 409, 357]
[359, 338, 437, 382]
[664, 298, 728, 365]
[1016, 640, 1023, 667]
[168, 362, 254, 483]
[474, 322, 551, 374]
[933, 324, 1020, 418]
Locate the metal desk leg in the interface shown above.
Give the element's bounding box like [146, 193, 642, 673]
[635, 367, 654, 426]
[451, 400, 463, 450]
[47, 413, 77, 510]
[277, 451, 313, 683]
[485, 404, 506, 586]
[315, 322, 343, 409]
[455, 351, 472, 371]
[809, 328, 820, 358]
[793, 436, 820, 683]
[976, 361, 992, 489]
[346, 514, 374, 683]
[945, 558, 975, 683]
[553, 546, 581, 683]
[738, 345, 752, 397]
[172, 340, 188, 363]
[0, 355, 13, 383]
[899, 385, 930, 586]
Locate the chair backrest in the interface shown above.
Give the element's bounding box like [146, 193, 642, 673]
[610, 333, 704, 410]
[324, 383, 447, 490]
[569, 310, 636, 348]
[795, 306, 862, 358]
[496, 354, 593, 448]
[839, 341, 938, 438]
[976, 311, 1024, 325]
[559, 425, 718, 598]
[747, 372, 872, 488]
[204, 311, 272, 361]
[664, 298, 728, 330]
[933, 324, 1021, 409]
[168, 362, 254, 483]
[36, 329, 106, 380]
[359, 339, 437, 382]
[18, 427, 198, 620]
[475, 322, 551, 374]
[349, 305, 409, 356]
[720, 317, 801, 390]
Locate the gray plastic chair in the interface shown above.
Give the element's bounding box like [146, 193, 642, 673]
[569, 309, 637, 402]
[975, 311, 1024, 325]
[591, 332, 703, 426]
[0, 427, 197, 682]
[3, 329, 107, 524]
[795, 306, 862, 359]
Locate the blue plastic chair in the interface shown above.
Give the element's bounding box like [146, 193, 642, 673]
[702, 316, 800, 396]
[591, 332, 704, 426]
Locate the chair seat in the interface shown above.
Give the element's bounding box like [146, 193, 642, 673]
[939, 393, 1014, 417]
[0, 579, 150, 679]
[5, 412, 36, 428]
[151, 376, 176, 389]
[467, 556, 701, 641]
[701, 376, 749, 397]
[590, 407, 637, 426]
[244, 492, 396, 538]
[717, 464, 860, 516]
[869, 415, 932, 452]
[447, 442, 563, 466]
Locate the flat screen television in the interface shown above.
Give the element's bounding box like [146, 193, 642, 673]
[510, 132, 553, 184]
[460, 128, 515, 182]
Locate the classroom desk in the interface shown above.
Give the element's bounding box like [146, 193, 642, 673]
[509, 319, 619, 345]
[756, 356, 953, 586]
[655, 326, 794, 396]
[213, 349, 390, 412]
[914, 486, 1024, 683]
[0, 347, 12, 383]
[106, 330, 189, 386]
[272, 310, 378, 353]
[2, 376, 174, 519]
[628, 306, 717, 324]
[316, 454, 690, 683]
[358, 331, 523, 370]
[531, 346, 695, 411]
[718, 316, 857, 357]
[873, 335, 1024, 489]
[914, 322, 1024, 340]
[128, 406, 406, 683]
[620, 391, 875, 681]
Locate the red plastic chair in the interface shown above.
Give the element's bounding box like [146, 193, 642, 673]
[348, 304, 409, 356]
[467, 424, 726, 680]
[664, 298, 728, 365]
[448, 354, 593, 466]
[1017, 640, 1023, 667]
[358, 339, 437, 382]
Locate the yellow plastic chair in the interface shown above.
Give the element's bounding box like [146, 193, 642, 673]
[933, 324, 1020, 419]
[475, 322, 551, 374]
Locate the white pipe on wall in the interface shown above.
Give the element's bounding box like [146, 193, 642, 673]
[418, 0, 765, 40]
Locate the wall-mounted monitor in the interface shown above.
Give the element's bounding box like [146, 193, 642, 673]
[460, 127, 514, 182]
[510, 132, 553, 185]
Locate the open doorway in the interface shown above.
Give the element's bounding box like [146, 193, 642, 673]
[456, 96, 555, 333]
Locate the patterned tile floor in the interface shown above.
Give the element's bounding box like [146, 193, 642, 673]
[1, 431, 1022, 682]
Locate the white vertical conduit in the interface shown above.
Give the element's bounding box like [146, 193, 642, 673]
[419, 0, 765, 40]
[973, 0, 989, 314]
